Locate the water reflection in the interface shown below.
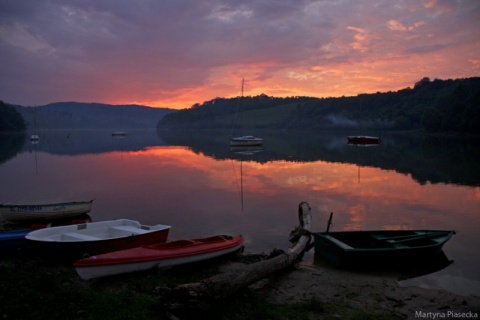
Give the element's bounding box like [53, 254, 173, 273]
[2, 129, 479, 188]
[0, 129, 479, 295]
[313, 250, 454, 281]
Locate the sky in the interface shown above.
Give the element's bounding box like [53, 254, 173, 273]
[1, 0, 479, 109]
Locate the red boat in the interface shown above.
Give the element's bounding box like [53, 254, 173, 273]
[74, 235, 244, 280]
[25, 219, 171, 261]
[347, 135, 381, 145]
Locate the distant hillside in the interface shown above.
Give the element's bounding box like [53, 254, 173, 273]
[0, 100, 26, 132]
[14, 102, 175, 130]
[157, 77, 480, 135]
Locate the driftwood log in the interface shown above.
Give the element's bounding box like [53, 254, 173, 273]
[157, 201, 313, 310]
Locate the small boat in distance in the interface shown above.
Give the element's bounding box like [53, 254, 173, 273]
[26, 219, 171, 260]
[112, 105, 127, 136]
[0, 199, 94, 224]
[230, 79, 264, 147]
[230, 135, 264, 147]
[347, 135, 381, 145]
[314, 230, 455, 268]
[30, 108, 40, 142]
[112, 131, 127, 137]
[74, 235, 244, 280]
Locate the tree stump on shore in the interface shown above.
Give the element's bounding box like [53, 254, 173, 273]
[156, 201, 313, 310]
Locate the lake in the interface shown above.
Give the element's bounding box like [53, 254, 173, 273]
[1, 129, 479, 296]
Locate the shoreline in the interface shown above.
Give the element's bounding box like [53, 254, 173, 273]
[241, 261, 480, 319]
[1, 251, 479, 319]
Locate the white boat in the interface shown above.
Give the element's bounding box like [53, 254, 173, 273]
[25, 219, 171, 260]
[30, 108, 40, 142]
[229, 79, 264, 146]
[0, 200, 94, 224]
[230, 135, 264, 146]
[112, 106, 127, 137]
[74, 235, 244, 280]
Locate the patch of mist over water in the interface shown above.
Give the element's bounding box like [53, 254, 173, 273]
[325, 114, 395, 129]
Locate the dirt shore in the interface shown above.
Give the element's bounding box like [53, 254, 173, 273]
[244, 261, 480, 319]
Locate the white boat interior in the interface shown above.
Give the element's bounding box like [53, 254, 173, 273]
[26, 219, 171, 242]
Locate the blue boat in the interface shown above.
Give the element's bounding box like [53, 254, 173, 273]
[0, 229, 31, 250]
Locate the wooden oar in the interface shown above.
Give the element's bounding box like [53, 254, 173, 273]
[326, 212, 334, 232]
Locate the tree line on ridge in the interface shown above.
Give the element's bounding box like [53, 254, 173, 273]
[157, 77, 480, 135]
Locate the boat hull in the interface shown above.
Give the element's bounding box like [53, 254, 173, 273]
[112, 131, 127, 137]
[0, 200, 94, 223]
[314, 230, 454, 268]
[0, 229, 31, 250]
[347, 136, 381, 145]
[0, 216, 92, 251]
[74, 235, 244, 280]
[26, 219, 171, 260]
[230, 136, 264, 146]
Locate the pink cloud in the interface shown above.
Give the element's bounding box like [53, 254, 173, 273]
[0, 0, 478, 109]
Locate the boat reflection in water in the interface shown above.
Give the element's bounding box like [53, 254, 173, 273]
[347, 135, 381, 146]
[229, 145, 264, 155]
[313, 249, 453, 281]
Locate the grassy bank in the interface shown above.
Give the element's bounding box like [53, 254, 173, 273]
[0, 253, 401, 320]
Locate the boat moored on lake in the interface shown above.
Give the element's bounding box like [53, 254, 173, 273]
[347, 135, 381, 145]
[230, 135, 264, 147]
[229, 79, 264, 147]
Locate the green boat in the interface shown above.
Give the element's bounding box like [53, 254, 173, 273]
[313, 230, 455, 268]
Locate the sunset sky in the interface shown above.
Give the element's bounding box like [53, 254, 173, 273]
[1, 0, 479, 109]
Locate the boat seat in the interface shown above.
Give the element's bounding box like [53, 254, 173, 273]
[371, 234, 388, 240]
[391, 242, 409, 249]
[109, 225, 148, 235]
[62, 232, 100, 241]
[323, 235, 354, 250]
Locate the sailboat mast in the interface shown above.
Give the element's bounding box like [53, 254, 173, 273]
[230, 78, 244, 137]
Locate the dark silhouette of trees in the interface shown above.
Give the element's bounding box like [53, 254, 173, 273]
[0, 101, 26, 132]
[157, 77, 480, 135]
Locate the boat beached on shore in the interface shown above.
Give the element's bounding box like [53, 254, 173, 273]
[0, 200, 94, 224]
[0, 216, 92, 251]
[74, 234, 244, 280]
[26, 219, 171, 260]
[314, 230, 455, 268]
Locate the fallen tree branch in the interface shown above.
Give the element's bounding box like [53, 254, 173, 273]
[156, 201, 313, 309]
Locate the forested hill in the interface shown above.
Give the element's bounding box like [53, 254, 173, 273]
[157, 77, 480, 134]
[0, 101, 26, 132]
[13, 102, 174, 130]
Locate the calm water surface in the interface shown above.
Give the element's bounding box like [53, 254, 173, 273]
[1, 129, 479, 296]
